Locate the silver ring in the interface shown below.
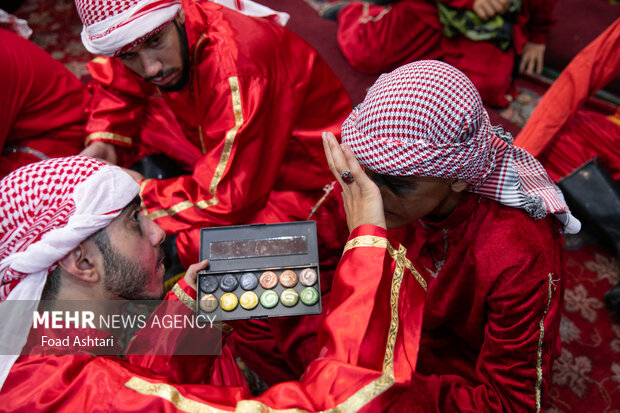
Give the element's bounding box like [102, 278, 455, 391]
[340, 170, 354, 185]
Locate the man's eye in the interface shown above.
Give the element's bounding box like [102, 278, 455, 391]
[131, 209, 141, 223]
[387, 179, 414, 188]
[148, 35, 161, 46]
[119, 53, 136, 60]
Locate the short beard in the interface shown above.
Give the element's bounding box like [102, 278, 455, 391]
[90, 229, 164, 300]
[158, 20, 191, 93]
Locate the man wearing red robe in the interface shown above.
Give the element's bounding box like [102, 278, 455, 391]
[0, 28, 88, 178]
[0, 156, 426, 412]
[73, 0, 352, 383]
[323, 60, 580, 411]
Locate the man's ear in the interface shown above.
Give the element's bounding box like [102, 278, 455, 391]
[176, 9, 185, 25]
[449, 179, 468, 193]
[57, 243, 101, 284]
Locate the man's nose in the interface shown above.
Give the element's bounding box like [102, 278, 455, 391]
[140, 53, 163, 78]
[147, 218, 166, 247]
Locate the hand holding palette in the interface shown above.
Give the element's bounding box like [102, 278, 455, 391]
[197, 222, 321, 320]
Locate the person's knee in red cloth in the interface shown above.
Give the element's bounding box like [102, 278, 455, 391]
[336, 0, 443, 74]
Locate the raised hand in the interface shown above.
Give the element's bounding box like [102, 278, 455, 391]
[519, 42, 546, 75]
[472, 0, 510, 20]
[322, 132, 386, 232]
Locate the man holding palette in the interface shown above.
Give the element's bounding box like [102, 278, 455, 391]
[73, 0, 352, 383]
[0, 156, 426, 412]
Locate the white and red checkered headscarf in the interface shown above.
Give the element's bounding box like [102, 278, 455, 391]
[75, 0, 289, 57]
[0, 156, 139, 388]
[342, 60, 581, 233]
[75, 0, 182, 56]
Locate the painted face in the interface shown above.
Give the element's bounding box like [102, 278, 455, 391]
[117, 19, 190, 92]
[99, 197, 166, 300]
[365, 171, 466, 229]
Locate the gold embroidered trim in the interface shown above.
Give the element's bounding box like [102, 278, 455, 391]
[608, 109, 620, 127]
[145, 77, 243, 220]
[307, 181, 335, 219]
[85, 132, 133, 146]
[125, 378, 223, 413]
[139, 179, 151, 215]
[172, 283, 195, 311]
[210, 77, 242, 196]
[358, 3, 392, 24]
[344, 235, 427, 291]
[164, 272, 185, 293]
[91, 56, 108, 65]
[535, 273, 554, 413]
[125, 231, 410, 412]
[194, 34, 207, 61]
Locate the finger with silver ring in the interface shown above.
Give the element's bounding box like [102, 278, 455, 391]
[340, 170, 354, 185]
[323, 132, 353, 190]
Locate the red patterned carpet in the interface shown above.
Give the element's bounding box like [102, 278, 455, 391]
[12, 0, 620, 410]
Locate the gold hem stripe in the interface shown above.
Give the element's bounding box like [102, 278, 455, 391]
[145, 76, 243, 220]
[608, 113, 620, 127]
[164, 272, 186, 293]
[125, 231, 411, 412]
[344, 235, 427, 291]
[85, 131, 133, 146]
[535, 273, 554, 413]
[194, 34, 207, 61]
[91, 56, 108, 65]
[172, 284, 195, 312]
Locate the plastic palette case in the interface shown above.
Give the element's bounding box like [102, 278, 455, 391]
[197, 221, 321, 320]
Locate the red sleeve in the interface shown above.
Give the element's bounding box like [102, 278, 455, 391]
[318, 224, 426, 382]
[85, 56, 155, 166]
[250, 224, 427, 411]
[515, 19, 620, 156]
[389, 253, 564, 411]
[138, 72, 303, 232]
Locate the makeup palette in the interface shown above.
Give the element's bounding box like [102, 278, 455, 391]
[197, 222, 321, 320]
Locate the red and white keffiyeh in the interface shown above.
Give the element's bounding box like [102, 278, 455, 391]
[342, 60, 581, 234]
[75, 0, 289, 57]
[0, 156, 139, 388]
[76, 0, 182, 56]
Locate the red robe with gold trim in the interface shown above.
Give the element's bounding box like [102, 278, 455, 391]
[84, 0, 352, 266]
[0, 28, 88, 178]
[0, 228, 427, 412]
[385, 193, 565, 411]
